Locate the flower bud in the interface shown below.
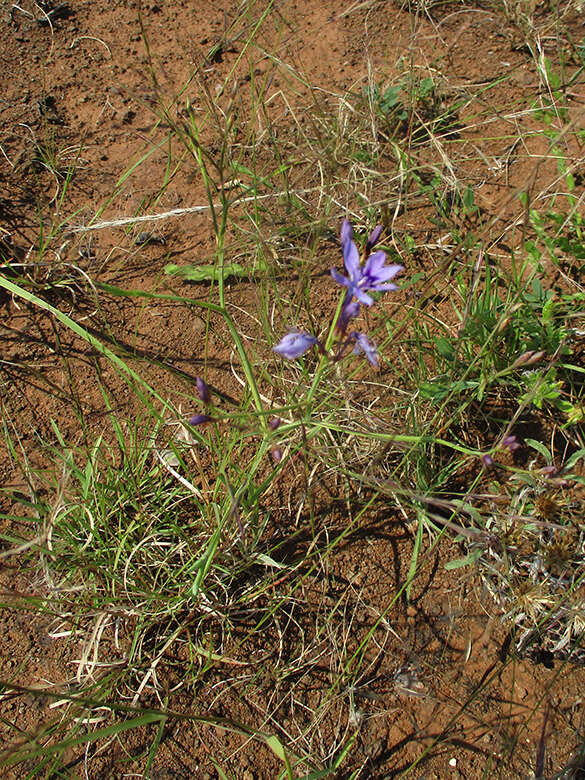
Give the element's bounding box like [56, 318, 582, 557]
[189, 413, 214, 426]
[512, 350, 546, 368]
[271, 447, 282, 463]
[273, 330, 318, 360]
[502, 435, 521, 452]
[366, 225, 383, 251]
[195, 376, 211, 403]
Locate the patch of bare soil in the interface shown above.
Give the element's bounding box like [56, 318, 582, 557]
[2, 0, 585, 777]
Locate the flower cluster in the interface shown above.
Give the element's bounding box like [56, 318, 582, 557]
[332, 220, 402, 307]
[273, 219, 403, 367]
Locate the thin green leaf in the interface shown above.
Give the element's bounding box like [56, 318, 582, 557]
[445, 549, 483, 570]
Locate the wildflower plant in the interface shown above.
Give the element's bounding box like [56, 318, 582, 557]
[273, 219, 403, 368]
[7, 2, 585, 773]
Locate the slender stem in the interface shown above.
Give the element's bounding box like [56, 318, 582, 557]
[305, 292, 346, 406]
[280, 416, 488, 459]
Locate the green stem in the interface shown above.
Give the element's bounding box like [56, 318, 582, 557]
[305, 292, 346, 407]
[287, 417, 486, 458]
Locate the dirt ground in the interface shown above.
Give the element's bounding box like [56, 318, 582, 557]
[2, 0, 585, 777]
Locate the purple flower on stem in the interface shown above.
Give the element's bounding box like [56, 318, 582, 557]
[362, 250, 403, 293]
[269, 417, 281, 431]
[502, 434, 521, 452]
[196, 376, 211, 404]
[273, 330, 318, 360]
[189, 413, 214, 426]
[331, 219, 403, 306]
[481, 434, 519, 471]
[351, 331, 379, 367]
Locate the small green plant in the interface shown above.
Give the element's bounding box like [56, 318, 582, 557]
[417, 269, 574, 410]
[532, 56, 569, 127]
[364, 68, 460, 145]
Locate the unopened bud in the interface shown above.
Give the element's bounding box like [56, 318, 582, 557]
[502, 434, 521, 452]
[482, 454, 495, 469]
[496, 303, 523, 333]
[195, 377, 211, 403]
[271, 447, 282, 463]
[512, 350, 546, 368]
[366, 225, 383, 251]
[189, 413, 213, 426]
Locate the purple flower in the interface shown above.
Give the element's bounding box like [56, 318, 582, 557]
[189, 413, 214, 426]
[362, 250, 403, 293]
[273, 330, 318, 360]
[331, 220, 403, 306]
[195, 376, 210, 403]
[269, 417, 281, 431]
[351, 331, 379, 367]
[502, 435, 521, 452]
